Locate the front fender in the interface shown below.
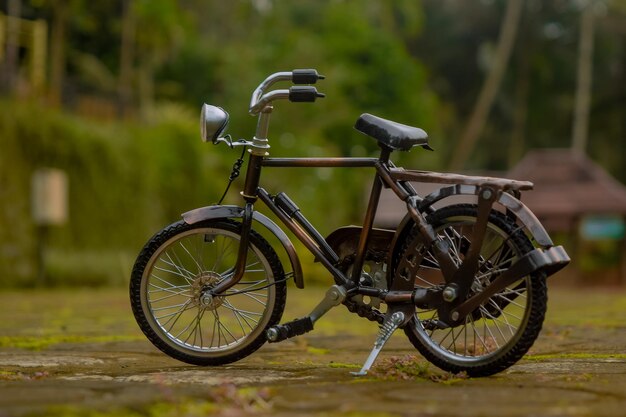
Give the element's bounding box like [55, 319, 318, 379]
[182, 205, 304, 289]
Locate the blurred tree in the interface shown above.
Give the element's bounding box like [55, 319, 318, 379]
[1, 0, 21, 94]
[572, 1, 595, 154]
[118, 0, 135, 117]
[411, 0, 624, 181]
[134, 0, 190, 119]
[448, 0, 524, 171]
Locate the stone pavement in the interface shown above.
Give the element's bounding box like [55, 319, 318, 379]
[1, 286, 625, 416]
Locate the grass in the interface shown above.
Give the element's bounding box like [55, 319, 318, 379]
[328, 362, 361, 369]
[369, 355, 468, 384]
[0, 334, 143, 350]
[525, 353, 626, 361]
[0, 288, 142, 351]
[42, 385, 272, 417]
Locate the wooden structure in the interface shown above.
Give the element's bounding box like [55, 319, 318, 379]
[508, 149, 626, 233]
[509, 149, 626, 284]
[0, 12, 47, 94]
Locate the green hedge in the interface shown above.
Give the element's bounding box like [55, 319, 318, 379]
[0, 100, 396, 287]
[0, 100, 230, 287]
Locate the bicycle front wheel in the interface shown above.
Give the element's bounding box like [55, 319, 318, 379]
[394, 204, 547, 377]
[130, 219, 286, 366]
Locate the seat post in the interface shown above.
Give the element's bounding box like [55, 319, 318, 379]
[378, 145, 392, 164]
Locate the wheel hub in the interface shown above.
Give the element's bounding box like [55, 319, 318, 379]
[191, 272, 224, 310]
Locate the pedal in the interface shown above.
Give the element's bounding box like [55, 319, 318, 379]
[352, 311, 405, 376]
[266, 317, 314, 343]
[266, 285, 346, 343]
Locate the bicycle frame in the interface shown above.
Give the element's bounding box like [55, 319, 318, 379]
[173, 69, 571, 376]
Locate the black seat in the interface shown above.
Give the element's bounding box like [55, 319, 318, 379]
[354, 113, 431, 151]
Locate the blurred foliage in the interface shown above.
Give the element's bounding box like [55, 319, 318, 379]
[0, 99, 225, 286]
[0, 0, 625, 286]
[414, 0, 625, 174]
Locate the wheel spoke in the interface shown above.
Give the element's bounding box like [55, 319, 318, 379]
[222, 298, 252, 334]
[479, 308, 501, 349]
[157, 254, 195, 282]
[468, 315, 490, 354]
[183, 308, 206, 347]
[178, 241, 203, 275]
[212, 237, 234, 272]
[149, 286, 192, 303]
[161, 300, 193, 331]
[482, 305, 507, 341]
[149, 280, 190, 294]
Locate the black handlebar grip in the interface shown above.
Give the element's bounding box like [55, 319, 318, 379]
[292, 69, 325, 85]
[289, 86, 325, 102]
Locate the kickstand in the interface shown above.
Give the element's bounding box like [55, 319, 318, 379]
[351, 311, 405, 376]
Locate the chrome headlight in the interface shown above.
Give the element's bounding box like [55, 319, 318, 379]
[200, 104, 229, 144]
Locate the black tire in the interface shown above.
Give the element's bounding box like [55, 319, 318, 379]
[130, 219, 286, 366]
[394, 204, 547, 377]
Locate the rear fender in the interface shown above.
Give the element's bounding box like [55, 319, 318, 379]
[182, 205, 304, 289]
[387, 185, 555, 287]
[417, 185, 554, 247]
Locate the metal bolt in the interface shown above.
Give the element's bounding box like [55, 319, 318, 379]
[201, 294, 213, 306]
[391, 311, 405, 325]
[451, 311, 459, 321]
[266, 327, 279, 342]
[482, 189, 493, 200]
[442, 286, 458, 302]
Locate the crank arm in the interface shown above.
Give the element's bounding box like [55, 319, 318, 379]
[267, 285, 347, 343]
[450, 246, 569, 321]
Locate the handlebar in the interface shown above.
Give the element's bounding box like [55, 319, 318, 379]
[292, 69, 325, 84]
[249, 69, 324, 115]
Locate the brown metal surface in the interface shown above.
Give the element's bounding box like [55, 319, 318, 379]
[262, 157, 378, 168]
[257, 188, 352, 287]
[389, 168, 534, 192]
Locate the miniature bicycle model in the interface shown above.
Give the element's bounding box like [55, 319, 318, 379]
[130, 69, 569, 377]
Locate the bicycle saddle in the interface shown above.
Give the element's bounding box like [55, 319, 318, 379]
[354, 113, 431, 151]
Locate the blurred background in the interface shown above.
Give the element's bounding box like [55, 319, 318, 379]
[0, 0, 624, 288]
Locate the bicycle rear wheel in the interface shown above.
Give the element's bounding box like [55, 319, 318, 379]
[130, 219, 286, 366]
[394, 204, 547, 376]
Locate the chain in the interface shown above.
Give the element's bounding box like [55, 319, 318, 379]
[216, 144, 247, 205]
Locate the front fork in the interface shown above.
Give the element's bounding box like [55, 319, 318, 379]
[209, 142, 267, 296]
[207, 202, 254, 296]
